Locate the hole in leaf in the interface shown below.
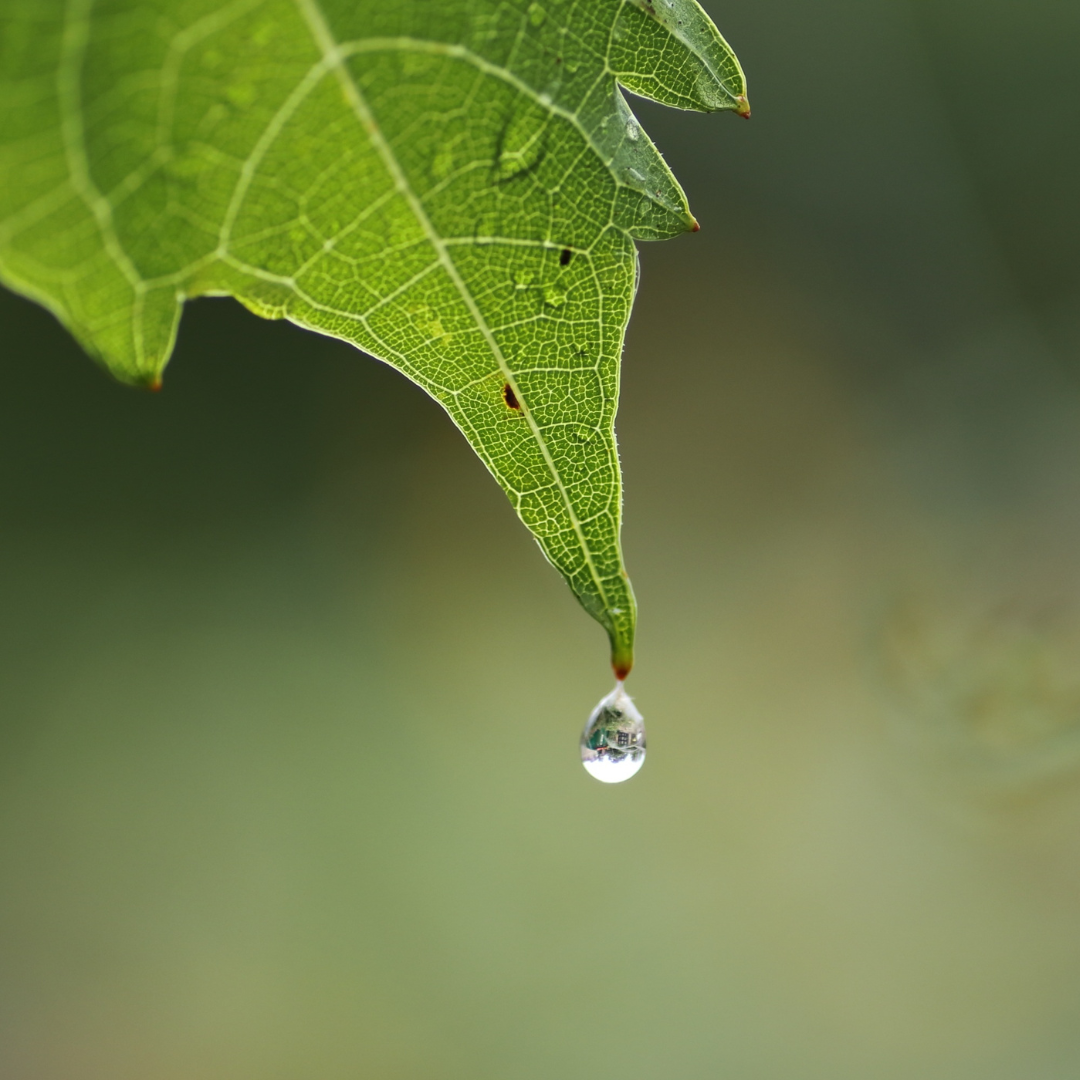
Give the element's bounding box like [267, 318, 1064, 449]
[560, 248, 572, 266]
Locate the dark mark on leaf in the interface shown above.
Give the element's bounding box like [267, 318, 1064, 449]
[503, 383, 521, 409]
[560, 248, 572, 266]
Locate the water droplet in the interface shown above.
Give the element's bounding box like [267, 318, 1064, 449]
[495, 111, 547, 180]
[580, 682, 646, 783]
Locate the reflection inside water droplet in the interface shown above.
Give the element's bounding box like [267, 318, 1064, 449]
[580, 682, 646, 783]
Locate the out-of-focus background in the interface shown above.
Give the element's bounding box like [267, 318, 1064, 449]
[3, 0, 1080, 1076]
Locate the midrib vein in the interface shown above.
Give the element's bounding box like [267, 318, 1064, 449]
[293, 0, 613, 614]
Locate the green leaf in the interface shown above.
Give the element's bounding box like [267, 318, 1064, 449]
[0, 0, 747, 677]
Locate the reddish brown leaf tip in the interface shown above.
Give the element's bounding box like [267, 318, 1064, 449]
[735, 94, 751, 119]
[690, 220, 701, 233]
[147, 377, 163, 392]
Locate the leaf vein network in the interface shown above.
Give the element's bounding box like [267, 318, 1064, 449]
[290, 0, 617, 619]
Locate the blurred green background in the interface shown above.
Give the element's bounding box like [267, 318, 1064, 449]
[3, 1, 1080, 1076]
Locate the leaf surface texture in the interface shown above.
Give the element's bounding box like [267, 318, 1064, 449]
[0, 0, 747, 671]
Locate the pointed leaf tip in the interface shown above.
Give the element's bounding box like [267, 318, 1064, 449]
[0, 0, 750, 680]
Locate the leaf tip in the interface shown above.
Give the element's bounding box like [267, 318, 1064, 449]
[735, 94, 751, 119]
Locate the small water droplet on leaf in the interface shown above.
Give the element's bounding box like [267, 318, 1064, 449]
[581, 683, 646, 783]
[496, 109, 547, 180]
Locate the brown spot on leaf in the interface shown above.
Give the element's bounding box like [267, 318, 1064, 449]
[503, 383, 521, 409]
[560, 248, 572, 266]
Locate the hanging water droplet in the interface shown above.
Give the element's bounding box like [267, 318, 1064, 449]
[580, 682, 646, 783]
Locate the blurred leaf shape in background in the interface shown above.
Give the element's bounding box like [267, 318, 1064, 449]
[0, 0, 748, 675]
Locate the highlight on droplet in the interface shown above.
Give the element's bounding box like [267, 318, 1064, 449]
[580, 682, 646, 783]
